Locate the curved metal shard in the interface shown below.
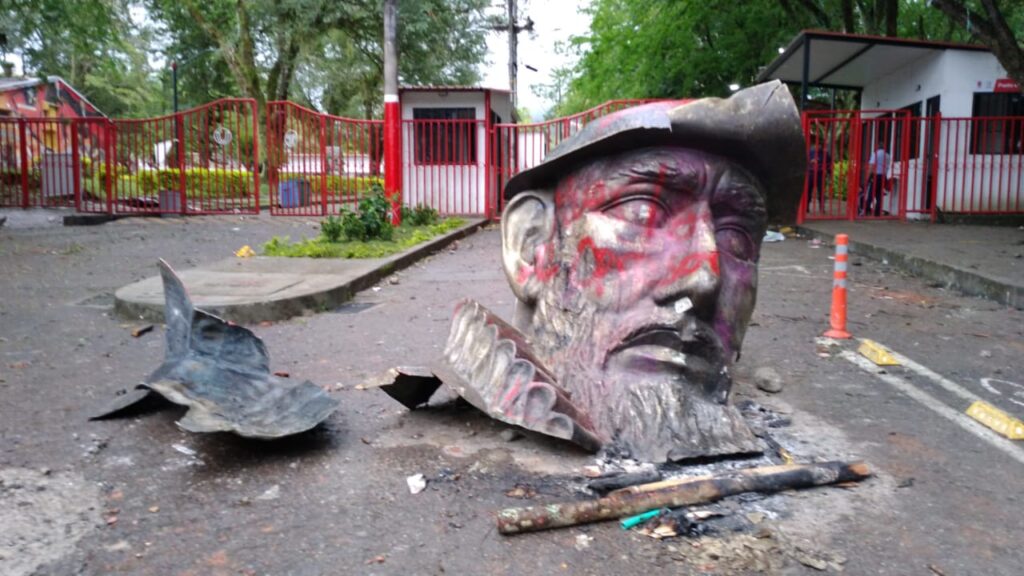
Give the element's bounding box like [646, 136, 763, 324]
[93, 260, 338, 439]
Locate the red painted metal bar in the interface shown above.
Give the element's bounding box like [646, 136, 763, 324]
[19, 120, 29, 208]
[71, 119, 81, 212]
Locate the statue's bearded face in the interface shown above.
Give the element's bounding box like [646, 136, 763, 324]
[502, 147, 767, 460]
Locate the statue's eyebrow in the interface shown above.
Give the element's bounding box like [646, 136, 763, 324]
[622, 162, 700, 196]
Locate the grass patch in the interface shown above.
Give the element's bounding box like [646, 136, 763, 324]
[262, 218, 466, 259]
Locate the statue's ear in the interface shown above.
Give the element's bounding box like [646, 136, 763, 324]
[501, 190, 555, 304]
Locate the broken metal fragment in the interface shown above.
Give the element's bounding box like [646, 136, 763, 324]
[366, 366, 443, 410]
[496, 460, 871, 535]
[92, 259, 338, 439]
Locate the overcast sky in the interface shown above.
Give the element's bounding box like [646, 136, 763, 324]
[480, 0, 591, 120]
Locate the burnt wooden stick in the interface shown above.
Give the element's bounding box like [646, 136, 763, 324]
[497, 460, 870, 535]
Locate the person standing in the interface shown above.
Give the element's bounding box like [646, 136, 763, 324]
[865, 137, 890, 216]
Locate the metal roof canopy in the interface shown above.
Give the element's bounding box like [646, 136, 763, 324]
[756, 30, 991, 107]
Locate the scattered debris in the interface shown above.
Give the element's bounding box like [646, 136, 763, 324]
[365, 555, 386, 565]
[235, 245, 255, 258]
[497, 461, 871, 535]
[587, 469, 663, 494]
[406, 473, 427, 495]
[171, 443, 196, 457]
[763, 230, 785, 243]
[980, 349, 993, 358]
[500, 428, 524, 442]
[928, 563, 948, 576]
[273, 371, 290, 378]
[504, 484, 537, 499]
[131, 324, 154, 338]
[256, 485, 280, 501]
[574, 534, 593, 551]
[638, 508, 716, 539]
[92, 260, 339, 439]
[148, 506, 160, 513]
[753, 366, 784, 393]
[366, 366, 443, 409]
[620, 508, 664, 529]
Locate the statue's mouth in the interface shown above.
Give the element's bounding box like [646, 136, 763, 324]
[605, 324, 725, 385]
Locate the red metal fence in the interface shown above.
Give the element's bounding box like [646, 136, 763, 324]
[801, 110, 1024, 222]
[112, 99, 259, 215]
[0, 117, 112, 211]
[266, 101, 383, 216]
[1, 98, 259, 215]
[5, 98, 1022, 222]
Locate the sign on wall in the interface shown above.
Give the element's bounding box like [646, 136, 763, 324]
[994, 78, 1021, 93]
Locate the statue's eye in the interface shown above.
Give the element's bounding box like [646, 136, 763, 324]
[602, 196, 668, 227]
[716, 226, 757, 262]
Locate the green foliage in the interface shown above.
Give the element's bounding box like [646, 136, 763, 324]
[339, 185, 393, 241]
[401, 203, 439, 227]
[320, 215, 344, 242]
[2, 0, 165, 117]
[114, 168, 251, 198]
[557, 0, 1024, 114]
[278, 174, 383, 197]
[262, 218, 466, 259]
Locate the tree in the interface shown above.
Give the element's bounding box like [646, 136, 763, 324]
[1, 0, 164, 117]
[930, 0, 1024, 87]
[553, 0, 1024, 115]
[150, 0, 490, 118]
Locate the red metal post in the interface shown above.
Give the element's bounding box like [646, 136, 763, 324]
[797, 112, 809, 224]
[383, 0, 401, 224]
[252, 100, 260, 214]
[484, 90, 493, 218]
[71, 119, 81, 212]
[899, 113, 910, 221]
[18, 120, 29, 208]
[319, 114, 328, 216]
[929, 115, 941, 223]
[106, 121, 114, 214]
[176, 112, 186, 214]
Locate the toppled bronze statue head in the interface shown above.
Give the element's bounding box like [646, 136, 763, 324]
[381, 81, 805, 463]
[494, 81, 804, 461]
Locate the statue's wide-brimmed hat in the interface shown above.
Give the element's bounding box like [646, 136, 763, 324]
[503, 80, 807, 223]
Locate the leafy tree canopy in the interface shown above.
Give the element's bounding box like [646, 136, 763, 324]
[555, 0, 1024, 116]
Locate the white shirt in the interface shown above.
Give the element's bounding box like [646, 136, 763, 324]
[869, 148, 890, 176]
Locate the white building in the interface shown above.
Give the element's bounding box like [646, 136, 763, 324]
[399, 86, 514, 216]
[758, 30, 1023, 220]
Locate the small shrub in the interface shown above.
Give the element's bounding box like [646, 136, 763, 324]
[320, 215, 344, 242]
[406, 203, 439, 226]
[340, 209, 367, 241]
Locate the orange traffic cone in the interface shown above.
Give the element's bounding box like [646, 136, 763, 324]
[824, 234, 851, 339]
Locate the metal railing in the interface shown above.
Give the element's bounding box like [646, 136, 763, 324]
[265, 101, 384, 216]
[801, 111, 1024, 222]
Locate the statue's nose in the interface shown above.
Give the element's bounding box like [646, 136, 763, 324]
[652, 207, 720, 314]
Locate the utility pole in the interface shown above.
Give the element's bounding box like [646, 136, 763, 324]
[507, 0, 517, 109]
[489, 0, 533, 109]
[383, 0, 402, 224]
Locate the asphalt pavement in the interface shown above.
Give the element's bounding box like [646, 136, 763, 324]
[1, 213, 1022, 575]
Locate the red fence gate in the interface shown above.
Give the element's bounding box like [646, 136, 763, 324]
[112, 98, 259, 215]
[265, 101, 383, 216]
[0, 99, 259, 215]
[801, 110, 1024, 222]
[0, 117, 113, 211]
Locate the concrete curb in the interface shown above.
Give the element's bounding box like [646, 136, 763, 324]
[114, 218, 490, 324]
[797, 225, 1022, 310]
